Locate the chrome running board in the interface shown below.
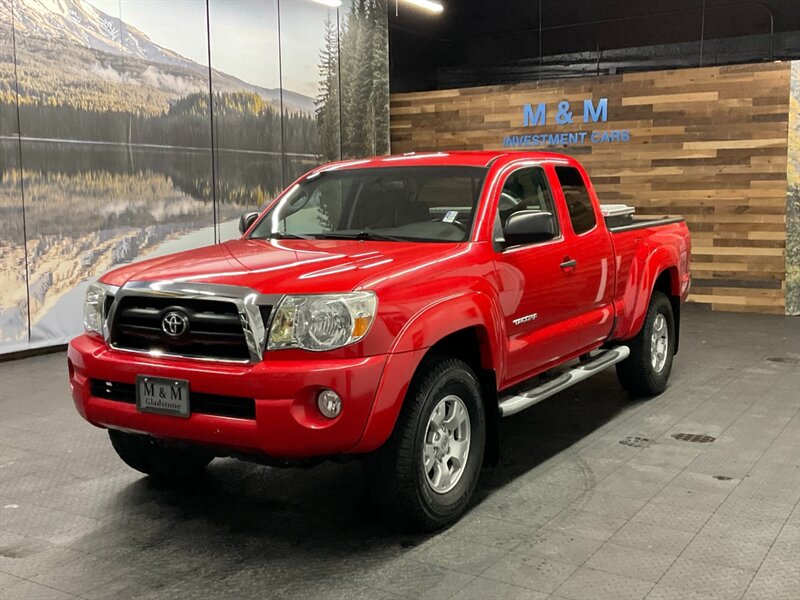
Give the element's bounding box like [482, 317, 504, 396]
[497, 345, 630, 418]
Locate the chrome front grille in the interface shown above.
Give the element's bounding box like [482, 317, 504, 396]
[111, 296, 253, 361]
[103, 281, 279, 363]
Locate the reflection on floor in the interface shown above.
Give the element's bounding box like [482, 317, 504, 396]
[0, 306, 798, 599]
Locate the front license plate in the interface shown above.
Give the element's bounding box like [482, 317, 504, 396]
[136, 376, 190, 418]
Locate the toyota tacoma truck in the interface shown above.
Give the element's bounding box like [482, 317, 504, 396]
[68, 151, 691, 530]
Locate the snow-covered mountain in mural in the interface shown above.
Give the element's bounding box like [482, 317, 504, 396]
[0, 0, 315, 112]
[10, 0, 195, 66]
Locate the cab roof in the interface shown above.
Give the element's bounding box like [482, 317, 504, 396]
[315, 150, 573, 172]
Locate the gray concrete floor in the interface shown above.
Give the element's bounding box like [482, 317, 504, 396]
[0, 306, 798, 600]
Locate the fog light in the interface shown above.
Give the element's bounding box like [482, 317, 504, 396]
[317, 389, 342, 419]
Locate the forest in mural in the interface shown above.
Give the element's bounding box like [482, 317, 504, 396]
[316, 0, 389, 161]
[0, 0, 389, 353]
[786, 60, 799, 315]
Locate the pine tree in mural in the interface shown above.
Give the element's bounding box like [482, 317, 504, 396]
[316, 17, 341, 162]
[369, 0, 390, 156]
[339, 0, 363, 157]
[316, 0, 389, 161]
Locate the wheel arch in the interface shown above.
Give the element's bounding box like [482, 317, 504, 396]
[352, 317, 502, 463]
[618, 250, 682, 350]
[652, 266, 681, 354]
[423, 327, 500, 467]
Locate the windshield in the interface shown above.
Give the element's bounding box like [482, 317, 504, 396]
[250, 166, 488, 243]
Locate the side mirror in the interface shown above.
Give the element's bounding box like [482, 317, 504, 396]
[503, 211, 556, 246]
[239, 212, 259, 235]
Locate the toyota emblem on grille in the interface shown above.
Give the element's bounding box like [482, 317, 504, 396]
[161, 311, 189, 337]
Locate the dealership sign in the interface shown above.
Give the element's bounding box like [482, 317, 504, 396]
[502, 98, 631, 148]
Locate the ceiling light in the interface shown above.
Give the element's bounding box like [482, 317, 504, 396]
[402, 0, 444, 14]
[313, 0, 342, 7]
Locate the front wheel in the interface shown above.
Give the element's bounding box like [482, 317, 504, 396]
[616, 290, 675, 396]
[369, 356, 486, 532]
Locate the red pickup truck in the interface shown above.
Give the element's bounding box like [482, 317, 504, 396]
[68, 151, 690, 530]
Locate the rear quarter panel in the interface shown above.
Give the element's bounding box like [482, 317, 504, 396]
[609, 220, 691, 341]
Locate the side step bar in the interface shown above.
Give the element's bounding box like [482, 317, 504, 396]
[497, 345, 630, 418]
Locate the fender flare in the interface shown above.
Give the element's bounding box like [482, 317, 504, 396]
[351, 290, 505, 453]
[389, 289, 504, 373]
[618, 242, 681, 340]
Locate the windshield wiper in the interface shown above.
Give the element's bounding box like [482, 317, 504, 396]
[316, 231, 407, 242]
[263, 231, 313, 240]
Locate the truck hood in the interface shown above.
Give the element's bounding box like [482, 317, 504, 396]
[100, 238, 463, 295]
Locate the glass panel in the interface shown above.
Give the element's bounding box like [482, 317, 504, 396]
[338, 0, 389, 158]
[278, 0, 333, 184]
[119, 0, 215, 255]
[787, 60, 800, 315]
[208, 0, 284, 241]
[0, 2, 29, 351]
[12, 0, 134, 345]
[11, 0, 215, 346]
[0, 0, 15, 137]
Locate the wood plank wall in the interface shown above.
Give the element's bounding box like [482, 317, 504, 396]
[390, 63, 792, 314]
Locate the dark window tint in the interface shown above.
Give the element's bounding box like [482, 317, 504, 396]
[555, 166, 596, 234]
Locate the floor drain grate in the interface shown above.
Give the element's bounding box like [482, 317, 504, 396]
[620, 436, 651, 448]
[672, 433, 716, 443]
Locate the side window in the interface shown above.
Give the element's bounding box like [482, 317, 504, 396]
[555, 166, 596, 235]
[494, 167, 559, 247]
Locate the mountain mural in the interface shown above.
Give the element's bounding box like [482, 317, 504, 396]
[1, 0, 390, 352]
[0, 0, 315, 114]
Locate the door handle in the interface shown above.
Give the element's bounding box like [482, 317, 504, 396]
[560, 258, 577, 270]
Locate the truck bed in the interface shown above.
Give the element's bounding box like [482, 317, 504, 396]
[601, 203, 685, 232]
[607, 216, 686, 232]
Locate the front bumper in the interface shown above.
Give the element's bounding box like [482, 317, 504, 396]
[68, 334, 398, 458]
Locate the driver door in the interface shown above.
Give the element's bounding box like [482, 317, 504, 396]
[492, 166, 575, 385]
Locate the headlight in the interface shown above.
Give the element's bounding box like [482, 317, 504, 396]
[268, 292, 377, 351]
[83, 281, 114, 336]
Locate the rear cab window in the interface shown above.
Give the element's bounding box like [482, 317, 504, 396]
[555, 166, 597, 235]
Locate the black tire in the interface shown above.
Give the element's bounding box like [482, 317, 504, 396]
[368, 356, 486, 532]
[108, 429, 214, 480]
[616, 290, 675, 396]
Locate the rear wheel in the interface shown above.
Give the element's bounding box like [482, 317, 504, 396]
[369, 356, 486, 532]
[616, 290, 675, 396]
[108, 429, 214, 480]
